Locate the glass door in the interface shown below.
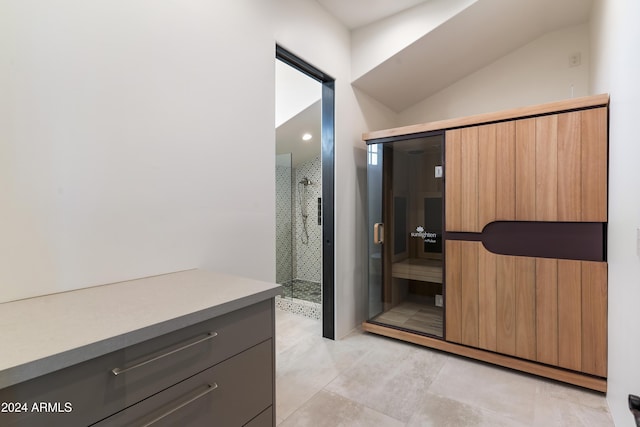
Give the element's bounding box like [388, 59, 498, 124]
[275, 153, 294, 296]
[367, 144, 383, 319]
[367, 133, 445, 338]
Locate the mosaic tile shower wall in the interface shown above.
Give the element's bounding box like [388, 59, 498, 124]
[275, 155, 322, 284]
[275, 154, 293, 285]
[275, 153, 321, 317]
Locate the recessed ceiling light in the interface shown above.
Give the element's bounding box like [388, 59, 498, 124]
[302, 133, 312, 141]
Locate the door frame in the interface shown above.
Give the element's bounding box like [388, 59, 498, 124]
[276, 45, 335, 339]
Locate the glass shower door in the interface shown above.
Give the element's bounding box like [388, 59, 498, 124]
[366, 133, 445, 338]
[276, 153, 293, 298]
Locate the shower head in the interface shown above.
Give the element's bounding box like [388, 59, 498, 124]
[299, 177, 312, 186]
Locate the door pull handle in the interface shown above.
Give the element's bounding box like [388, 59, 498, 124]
[374, 223, 384, 245]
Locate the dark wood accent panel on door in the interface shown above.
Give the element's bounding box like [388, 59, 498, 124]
[479, 221, 605, 262]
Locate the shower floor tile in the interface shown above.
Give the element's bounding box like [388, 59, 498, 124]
[281, 279, 321, 304]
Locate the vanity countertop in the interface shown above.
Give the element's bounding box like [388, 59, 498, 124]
[0, 269, 281, 389]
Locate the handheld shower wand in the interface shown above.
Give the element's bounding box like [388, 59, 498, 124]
[297, 177, 312, 244]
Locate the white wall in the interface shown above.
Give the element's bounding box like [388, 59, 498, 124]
[0, 1, 278, 302]
[351, 0, 477, 80]
[0, 0, 393, 339]
[590, 0, 640, 425]
[397, 24, 590, 125]
[275, 60, 321, 128]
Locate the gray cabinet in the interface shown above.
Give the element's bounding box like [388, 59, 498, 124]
[0, 299, 276, 426]
[93, 340, 273, 426]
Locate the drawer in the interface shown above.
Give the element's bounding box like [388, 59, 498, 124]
[0, 300, 273, 427]
[92, 339, 273, 426]
[245, 407, 274, 427]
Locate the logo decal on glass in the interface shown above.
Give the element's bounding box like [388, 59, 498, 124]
[411, 226, 437, 243]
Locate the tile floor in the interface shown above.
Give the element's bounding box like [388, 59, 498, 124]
[280, 279, 322, 304]
[275, 308, 614, 426]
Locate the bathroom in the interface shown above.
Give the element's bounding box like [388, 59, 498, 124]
[275, 59, 322, 319]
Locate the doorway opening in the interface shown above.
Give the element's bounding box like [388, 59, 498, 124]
[275, 45, 335, 339]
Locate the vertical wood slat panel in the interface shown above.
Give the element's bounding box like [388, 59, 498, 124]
[478, 246, 497, 351]
[496, 122, 516, 220]
[558, 260, 582, 371]
[478, 124, 497, 230]
[516, 119, 536, 220]
[582, 261, 608, 377]
[445, 240, 463, 344]
[461, 241, 479, 347]
[496, 255, 516, 356]
[445, 130, 462, 231]
[461, 127, 479, 232]
[535, 115, 558, 221]
[536, 258, 558, 365]
[515, 258, 536, 361]
[557, 112, 582, 221]
[581, 108, 608, 222]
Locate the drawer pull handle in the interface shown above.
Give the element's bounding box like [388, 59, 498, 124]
[111, 332, 217, 376]
[141, 383, 218, 427]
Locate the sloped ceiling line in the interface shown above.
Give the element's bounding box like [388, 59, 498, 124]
[344, 0, 593, 112]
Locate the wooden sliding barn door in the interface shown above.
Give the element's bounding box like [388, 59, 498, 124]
[444, 107, 608, 377]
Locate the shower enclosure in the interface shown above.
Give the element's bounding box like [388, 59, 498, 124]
[275, 153, 322, 306]
[275, 56, 323, 319]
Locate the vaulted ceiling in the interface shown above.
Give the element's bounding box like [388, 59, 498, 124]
[277, 0, 595, 165]
[316, 0, 431, 30]
[318, 0, 594, 112]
